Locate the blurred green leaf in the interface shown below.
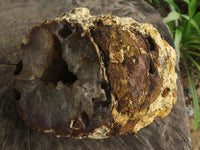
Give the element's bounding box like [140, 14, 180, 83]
[189, 45, 200, 50]
[184, 50, 200, 57]
[174, 29, 182, 61]
[183, 0, 190, 5]
[164, 11, 180, 23]
[155, 0, 161, 8]
[185, 51, 200, 72]
[189, 0, 197, 17]
[183, 40, 200, 47]
[182, 15, 200, 35]
[193, 12, 200, 26]
[183, 53, 199, 130]
[164, 0, 180, 12]
[197, 72, 200, 78]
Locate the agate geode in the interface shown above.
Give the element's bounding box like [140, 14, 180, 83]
[13, 8, 177, 139]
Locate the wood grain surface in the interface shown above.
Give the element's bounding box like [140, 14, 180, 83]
[0, 0, 191, 149]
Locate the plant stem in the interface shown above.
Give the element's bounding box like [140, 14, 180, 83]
[182, 52, 199, 130]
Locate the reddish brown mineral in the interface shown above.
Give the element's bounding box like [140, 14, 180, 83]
[13, 8, 177, 139]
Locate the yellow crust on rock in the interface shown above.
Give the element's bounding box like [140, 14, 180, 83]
[110, 23, 177, 133]
[57, 7, 177, 137]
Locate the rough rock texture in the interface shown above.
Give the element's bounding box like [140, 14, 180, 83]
[13, 8, 177, 139]
[0, 0, 191, 149]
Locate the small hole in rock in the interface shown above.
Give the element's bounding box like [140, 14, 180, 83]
[41, 59, 78, 84]
[149, 63, 154, 74]
[81, 111, 90, 128]
[162, 88, 170, 97]
[14, 61, 23, 75]
[61, 63, 78, 84]
[101, 81, 107, 89]
[13, 89, 21, 101]
[149, 58, 156, 74]
[58, 25, 72, 38]
[147, 36, 156, 52]
[73, 119, 82, 129]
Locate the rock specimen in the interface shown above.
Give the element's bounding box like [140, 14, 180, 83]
[13, 8, 177, 139]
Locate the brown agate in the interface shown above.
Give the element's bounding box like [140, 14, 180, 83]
[13, 8, 177, 139]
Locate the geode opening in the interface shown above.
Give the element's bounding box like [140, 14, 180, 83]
[14, 18, 111, 138]
[13, 8, 177, 139]
[40, 35, 78, 85]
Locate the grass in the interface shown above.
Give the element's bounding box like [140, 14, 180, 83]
[145, 0, 200, 130]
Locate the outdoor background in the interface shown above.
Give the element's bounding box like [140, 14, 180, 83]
[145, 0, 200, 149]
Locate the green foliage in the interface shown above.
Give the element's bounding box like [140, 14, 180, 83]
[146, 0, 200, 130]
[164, 0, 200, 130]
[145, 0, 162, 8]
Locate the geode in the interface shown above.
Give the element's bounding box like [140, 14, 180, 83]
[13, 8, 177, 139]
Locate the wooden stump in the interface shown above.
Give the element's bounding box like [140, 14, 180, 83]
[0, 0, 191, 149]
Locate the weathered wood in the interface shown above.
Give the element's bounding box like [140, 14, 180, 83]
[0, 0, 191, 149]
